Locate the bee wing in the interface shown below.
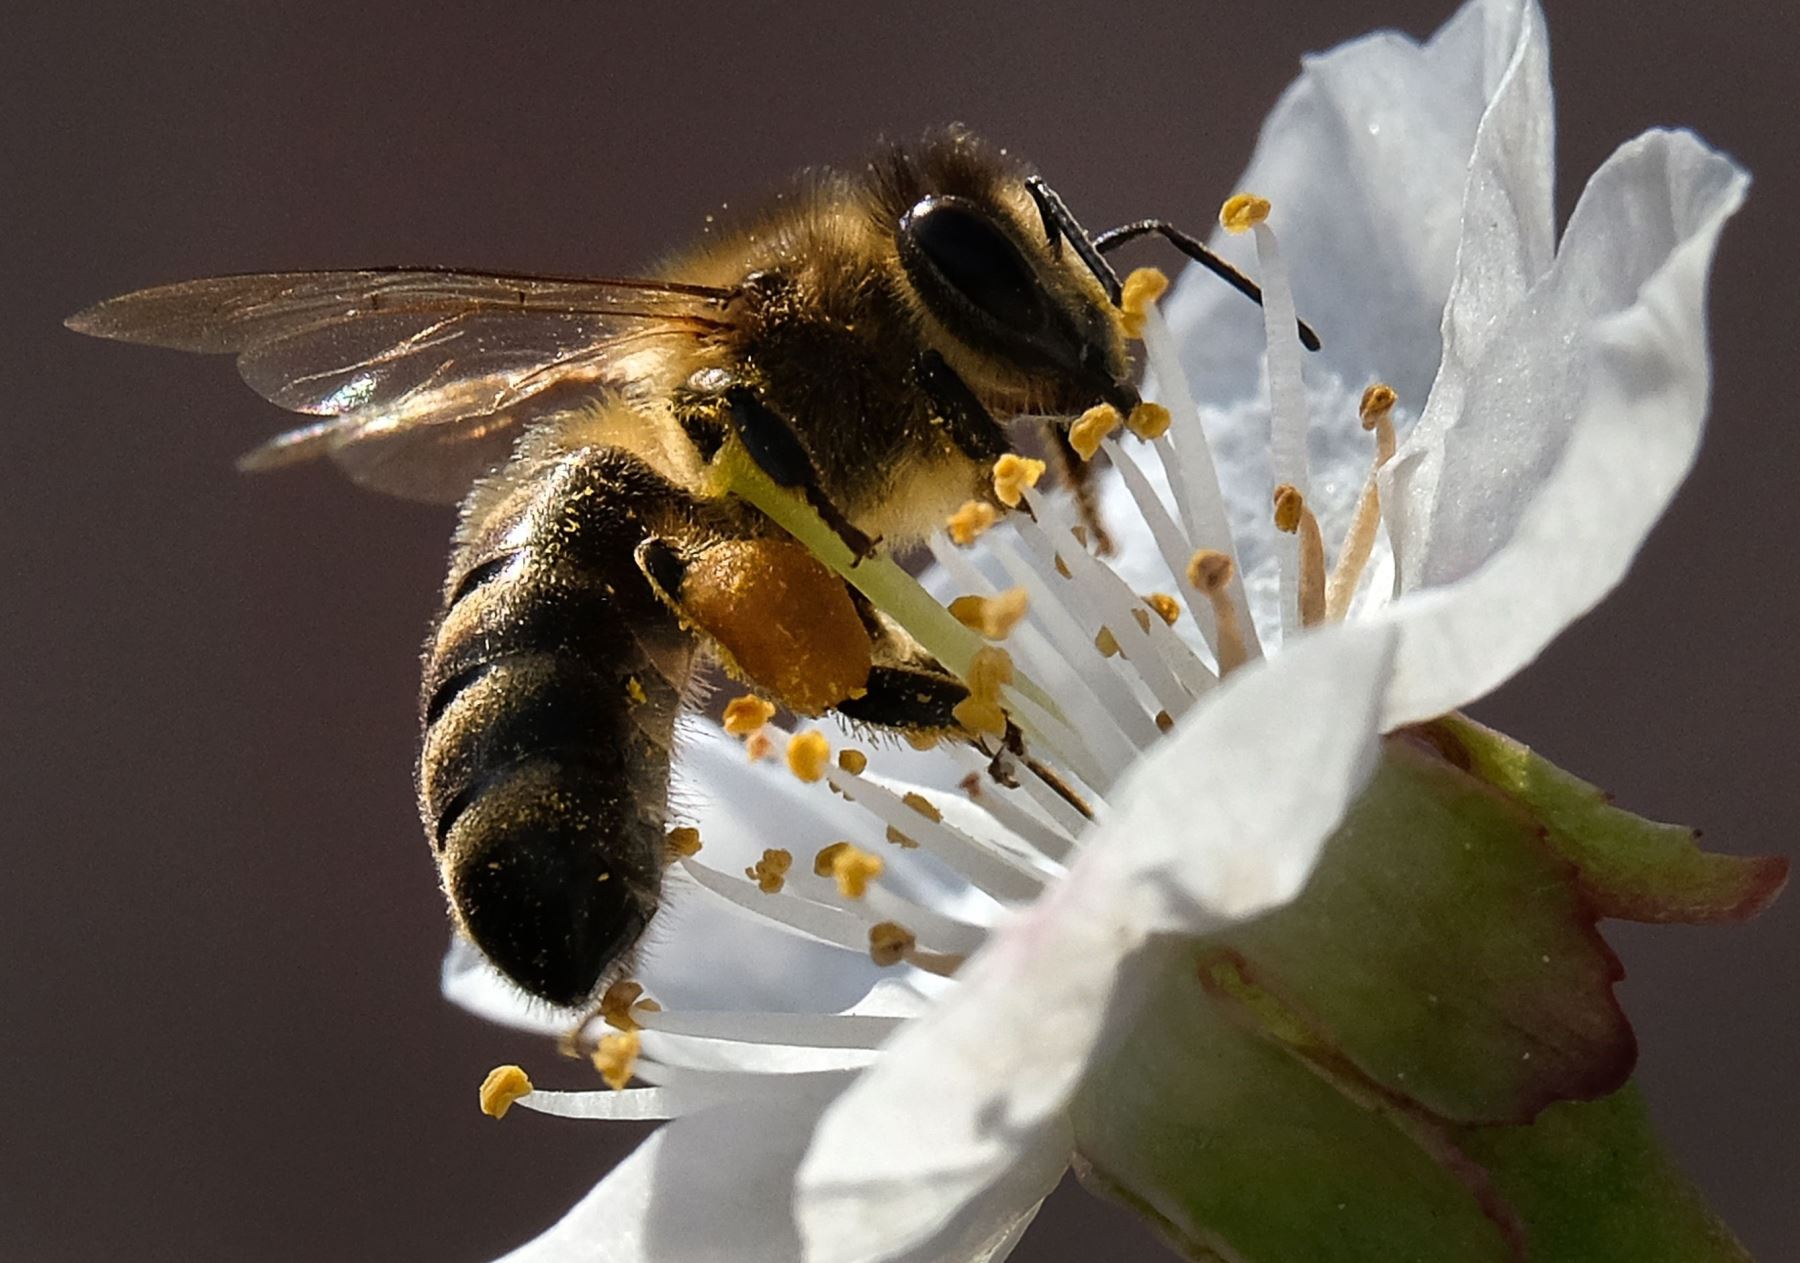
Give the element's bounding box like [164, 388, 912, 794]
[67, 269, 734, 502]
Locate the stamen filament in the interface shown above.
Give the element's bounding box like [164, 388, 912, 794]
[1246, 215, 1312, 639]
[713, 444, 1062, 724]
[1139, 308, 1264, 660]
[1187, 550, 1249, 674]
[1273, 484, 1327, 627]
[821, 765, 1049, 902]
[1327, 384, 1401, 620]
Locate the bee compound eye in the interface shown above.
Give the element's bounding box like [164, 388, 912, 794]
[900, 198, 1047, 335]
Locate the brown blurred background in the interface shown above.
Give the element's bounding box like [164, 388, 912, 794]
[4, 2, 1795, 1260]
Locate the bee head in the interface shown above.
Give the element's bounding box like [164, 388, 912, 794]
[876, 129, 1137, 420]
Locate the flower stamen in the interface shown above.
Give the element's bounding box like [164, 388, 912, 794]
[1327, 384, 1401, 620]
[478, 1065, 533, 1119]
[745, 848, 793, 893]
[721, 694, 775, 736]
[948, 588, 1031, 639]
[1120, 266, 1170, 339]
[992, 454, 1046, 508]
[785, 730, 831, 782]
[1069, 404, 1122, 461]
[1273, 484, 1327, 627]
[1186, 549, 1248, 673]
[591, 1030, 640, 1092]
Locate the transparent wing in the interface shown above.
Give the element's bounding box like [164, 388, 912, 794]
[67, 269, 735, 502]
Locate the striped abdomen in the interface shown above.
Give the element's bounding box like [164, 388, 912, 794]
[419, 447, 695, 1006]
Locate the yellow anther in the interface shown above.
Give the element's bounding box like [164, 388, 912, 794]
[885, 823, 919, 849]
[624, 675, 647, 706]
[837, 748, 869, 776]
[1186, 549, 1235, 593]
[1155, 710, 1175, 733]
[1068, 403, 1122, 461]
[722, 694, 776, 736]
[745, 848, 792, 893]
[478, 1065, 533, 1120]
[786, 730, 831, 782]
[869, 921, 917, 967]
[813, 841, 850, 877]
[966, 645, 1014, 700]
[591, 1030, 641, 1092]
[1220, 193, 1272, 233]
[902, 790, 943, 823]
[1094, 627, 1122, 658]
[1359, 383, 1398, 424]
[1273, 483, 1305, 534]
[947, 499, 1000, 546]
[600, 979, 660, 1032]
[992, 454, 1046, 508]
[1126, 401, 1172, 441]
[948, 588, 1030, 640]
[744, 729, 775, 762]
[1144, 592, 1181, 625]
[904, 730, 941, 752]
[665, 825, 702, 858]
[829, 844, 884, 899]
[1120, 266, 1171, 339]
[952, 697, 1006, 736]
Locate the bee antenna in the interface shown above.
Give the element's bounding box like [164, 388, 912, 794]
[1093, 219, 1321, 352]
[1024, 177, 1123, 305]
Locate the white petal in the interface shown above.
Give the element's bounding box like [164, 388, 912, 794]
[796, 622, 1397, 1261]
[1385, 0, 1556, 569]
[1163, 0, 1529, 409]
[491, 1086, 1054, 1263]
[1380, 131, 1748, 726]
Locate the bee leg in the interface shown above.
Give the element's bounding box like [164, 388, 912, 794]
[913, 350, 1010, 464]
[1044, 422, 1115, 556]
[635, 529, 876, 717]
[720, 385, 879, 561]
[832, 592, 971, 737]
[834, 663, 969, 734]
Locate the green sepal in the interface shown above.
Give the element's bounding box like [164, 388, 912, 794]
[1071, 727, 1777, 1261]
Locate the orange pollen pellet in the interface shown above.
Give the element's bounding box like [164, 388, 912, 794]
[992, 454, 1046, 507]
[785, 730, 831, 782]
[745, 848, 792, 893]
[947, 500, 1000, 546]
[722, 694, 776, 736]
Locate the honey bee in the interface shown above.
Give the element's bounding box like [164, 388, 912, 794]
[69, 127, 1304, 1007]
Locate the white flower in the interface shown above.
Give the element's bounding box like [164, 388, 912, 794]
[450, 1, 1748, 1258]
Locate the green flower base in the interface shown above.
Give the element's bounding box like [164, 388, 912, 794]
[1071, 717, 1784, 1262]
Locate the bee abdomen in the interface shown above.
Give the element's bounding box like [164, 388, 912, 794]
[420, 447, 696, 1005]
